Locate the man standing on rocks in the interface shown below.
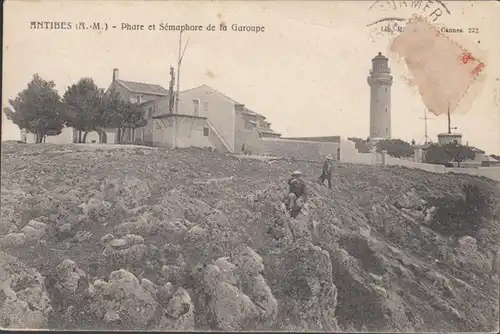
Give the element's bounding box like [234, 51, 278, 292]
[286, 170, 308, 218]
[318, 154, 333, 189]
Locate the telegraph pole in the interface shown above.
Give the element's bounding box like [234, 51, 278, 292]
[447, 103, 458, 134]
[168, 66, 175, 115]
[418, 108, 434, 144]
[172, 31, 190, 149]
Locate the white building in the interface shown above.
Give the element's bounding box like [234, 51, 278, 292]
[437, 132, 463, 145]
[20, 127, 109, 144]
[367, 52, 393, 141]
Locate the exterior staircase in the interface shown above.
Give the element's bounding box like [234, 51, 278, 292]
[205, 119, 233, 153]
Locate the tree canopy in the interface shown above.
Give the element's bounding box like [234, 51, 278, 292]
[424, 143, 476, 166]
[375, 139, 414, 158]
[5, 74, 150, 144]
[103, 89, 147, 143]
[348, 137, 414, 158]
[62, 78, 107, 142]
[4, 74, 66, 143]
[348, 137, 371, 153]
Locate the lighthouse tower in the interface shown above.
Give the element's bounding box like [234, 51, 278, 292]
[367, 52, 393, 141]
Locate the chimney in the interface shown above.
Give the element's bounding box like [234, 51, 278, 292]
[113, 68, 119, 81]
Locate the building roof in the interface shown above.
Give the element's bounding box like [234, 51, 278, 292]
[259, 129, 281, 135]
[243, 108, 266, 119]
[470, 147, 485, 153]
[153, 114, 206, 120]
[438, 132, 462, 137]
[116, 79, 170, 96]
[181, 84, 242, 104]
[373, 52, 388, 60]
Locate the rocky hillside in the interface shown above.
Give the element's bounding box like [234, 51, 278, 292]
[1, 142, 499, 332]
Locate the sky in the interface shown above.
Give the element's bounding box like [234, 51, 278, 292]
[3, 0, 500, 154]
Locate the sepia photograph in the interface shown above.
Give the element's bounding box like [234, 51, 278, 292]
[1, 0, 499, 332]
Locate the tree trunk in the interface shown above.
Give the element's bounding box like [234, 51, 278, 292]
[132, 128, 136, 143]
[83, 131, 89, 143]
[117, 128, 122, 144]
[37, 132, 45, 143]
[78, 131, 83, 143]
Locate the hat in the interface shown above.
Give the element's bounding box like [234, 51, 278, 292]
[291, 170, 302, 176]
[326, 154, 333, 160]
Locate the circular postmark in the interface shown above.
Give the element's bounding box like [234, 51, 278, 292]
[366, 0, 452, 43]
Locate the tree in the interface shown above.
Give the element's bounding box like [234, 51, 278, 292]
[424, 143, 476, 166]
[62, 78, 106, 143]
[4, 74, 66, 143]
[107, 99, 147, 144]
[442, 142, 475, 167]
[424, 144, 450, 165]
[100, 89, 122, 127]
[348, 137, 371, 153]
[376, 139, 414, 158]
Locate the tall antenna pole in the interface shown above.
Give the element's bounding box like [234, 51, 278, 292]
[418, 108, 434, 144]
[447, 102, 458, 134]
[172, 31, 190, 149]
[447, 105, 451, 134]
[168, 66, 175, 115]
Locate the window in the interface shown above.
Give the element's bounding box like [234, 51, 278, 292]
[386, 127, 388, 133]
[203, 127, 209, 136]
[193, 99, 200, 116]
[385, 88, 388, 92]
[245, 120, 257, 130]
[385, 107, 388, 113]
[203, 101, 209, 114]
[147, 107, 153, 119]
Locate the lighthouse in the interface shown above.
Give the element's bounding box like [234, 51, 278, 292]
[367, 52, 393, 141]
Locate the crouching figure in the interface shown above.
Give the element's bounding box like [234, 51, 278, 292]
[285, 170, 308, 218]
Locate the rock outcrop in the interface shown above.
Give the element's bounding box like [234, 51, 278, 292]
[1, 142, 498, 332]
[0, 251, 52, 329]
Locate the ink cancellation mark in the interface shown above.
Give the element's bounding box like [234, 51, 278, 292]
[368, 0, 451, 20]
[366, 0, 452, 42]
[389, 15, 486, 116]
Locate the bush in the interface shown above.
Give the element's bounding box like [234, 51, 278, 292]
[428, 182, 496, 238]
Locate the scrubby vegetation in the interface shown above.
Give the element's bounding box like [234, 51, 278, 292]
[1, 142, 499, 332]
[427, 182, 498, 238]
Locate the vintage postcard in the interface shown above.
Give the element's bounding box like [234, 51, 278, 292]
[1, 0, 499, 332]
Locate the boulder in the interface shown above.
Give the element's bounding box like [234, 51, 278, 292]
[202, 264, 259, 331]
[0, 251, 52, 329]
[89, 269, 159, 329]
[0, 233, 27, 248]
[21, 222, 46, 241]
[156, 287, 194, 330]
[267, 242, 339, 331]
[55, 259, 86, 294]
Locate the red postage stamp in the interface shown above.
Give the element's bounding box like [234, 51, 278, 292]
[390, 15, 486, 116]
